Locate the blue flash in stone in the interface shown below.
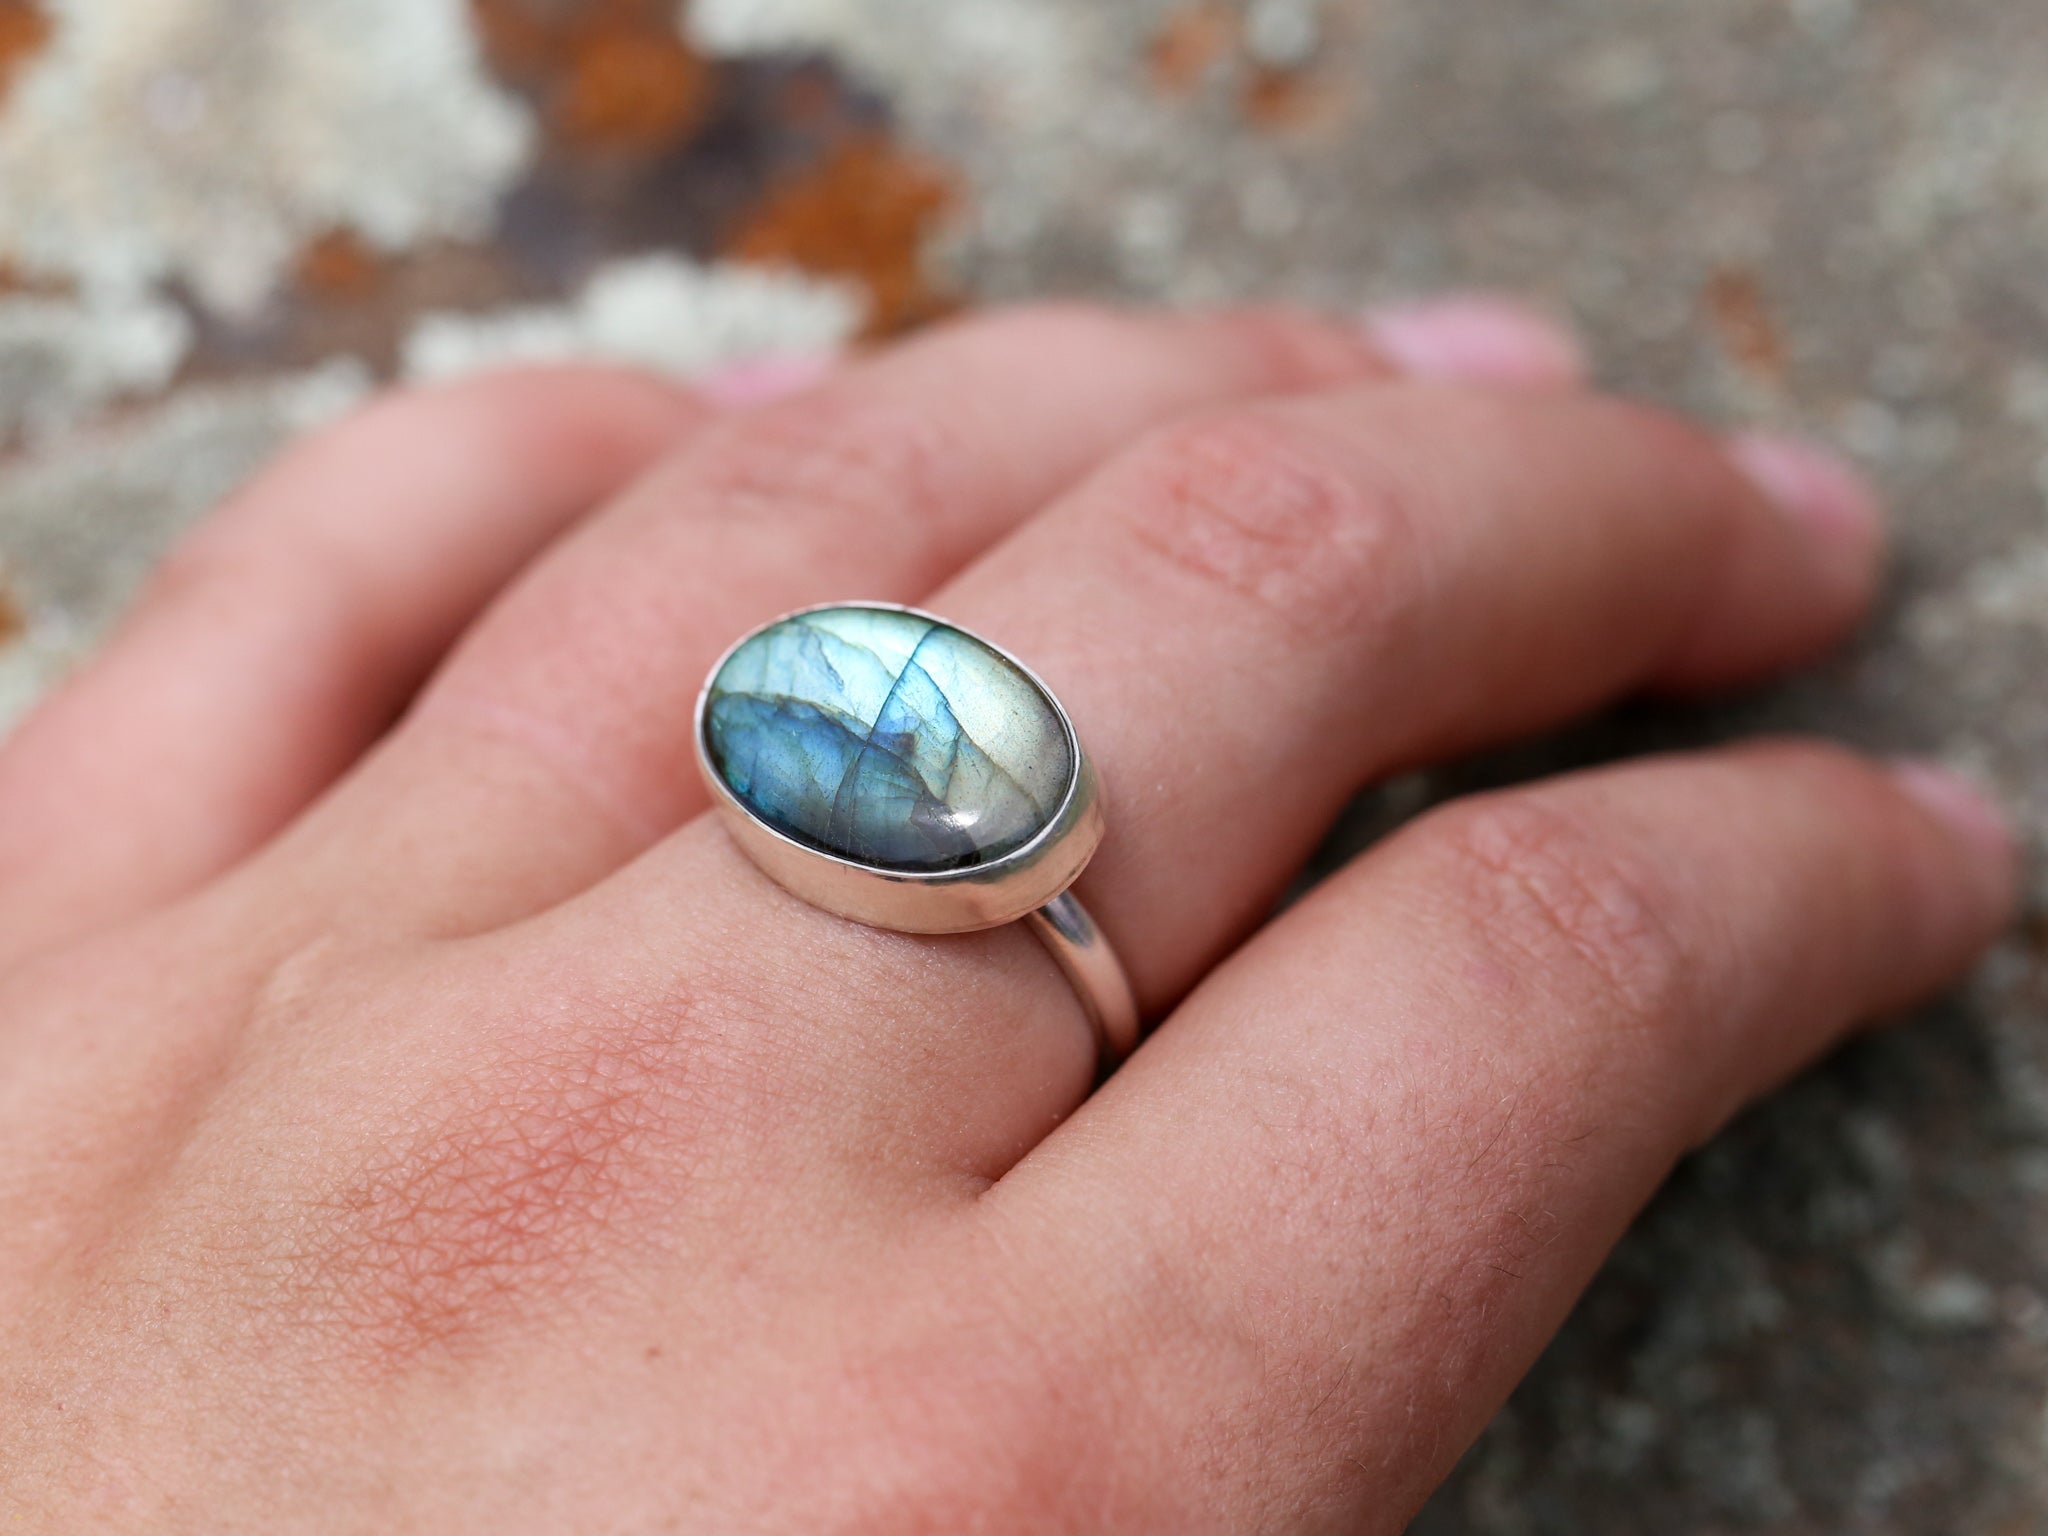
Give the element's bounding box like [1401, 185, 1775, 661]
[703, 606, 1075, 874]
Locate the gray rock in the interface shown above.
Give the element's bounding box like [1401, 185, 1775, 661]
[3, 0, 2043, 1528]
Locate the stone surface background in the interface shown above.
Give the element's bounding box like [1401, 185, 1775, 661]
[1, 1, 2044, 1530]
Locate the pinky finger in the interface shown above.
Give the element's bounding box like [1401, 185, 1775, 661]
[0, 367, 701, 968]
[981, 743, 2019, 1533]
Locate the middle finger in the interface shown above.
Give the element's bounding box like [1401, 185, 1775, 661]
[567, 384, 1883, 1180]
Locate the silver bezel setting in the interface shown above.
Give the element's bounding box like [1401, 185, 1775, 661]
[693, 602, 1104, 936]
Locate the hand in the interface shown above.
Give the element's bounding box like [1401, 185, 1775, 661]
[0, 302, 2016, 1532]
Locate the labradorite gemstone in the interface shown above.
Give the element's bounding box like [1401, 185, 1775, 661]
[704, 606, 1074, 874]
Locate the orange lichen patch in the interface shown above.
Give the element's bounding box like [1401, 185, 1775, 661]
[468, 0, 558, 77]
[1241, 65, 1350, 134]
[1150, 4, 1239, 95]
[195, 236, 529, 383]
[1704, 266, 1787, 384]
[295, 229, 384, 299]
[0, 0, 49, 103]
[471, 0, 712, 152]
[728, 137, 959, 336]
[557, 21, 710, 150]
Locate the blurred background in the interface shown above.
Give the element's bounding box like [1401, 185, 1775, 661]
[0, 0, 2044, 1529]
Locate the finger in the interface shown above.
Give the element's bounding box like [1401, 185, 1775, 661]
[0, 367, 701, 967]
[978, 745, 2018, 1533]
[280, 302, 1565, 937]
[582, 386, 1884, 1178]
[943, 396, 1887, 1006]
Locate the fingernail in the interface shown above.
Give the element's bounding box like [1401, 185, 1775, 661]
[696, 354, 836, 408]
[1890, 760, 2021, 869]
[1363, 295, 1588, 386]
[1728, 432, 1886, 587]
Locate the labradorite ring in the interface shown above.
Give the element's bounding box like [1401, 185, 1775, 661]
[695, 602, 1139, 1062]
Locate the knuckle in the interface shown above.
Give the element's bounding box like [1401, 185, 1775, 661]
[139, 513, 361, 651]
[314, 367, 675, 492]
[413, 363, 696, 465]
[1204, 304, 1393, 388]
[1116, 409, 1427, 642]
[272, 973, 757, 1371]
[931, 299, 1134, 356]
[686, 396, 967, 574]
[139, 368, 687, 618]
[138, 517, 343, 633]
[944, 302, 1383, 391]
[1420, 794, 1690, 1022]
[137, 523, 260, 610]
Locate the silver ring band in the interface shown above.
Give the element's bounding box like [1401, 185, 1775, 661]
[1026, 892, 1139, 1061]
[695, 602, 1140, 1066]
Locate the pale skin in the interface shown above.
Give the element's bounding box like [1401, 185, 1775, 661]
[0, 300, 2020, 1532]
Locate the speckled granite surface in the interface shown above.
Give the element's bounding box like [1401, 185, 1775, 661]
[0, 2, 2043, 1530]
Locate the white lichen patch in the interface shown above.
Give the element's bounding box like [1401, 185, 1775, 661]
[400, 256, 865, 383]
[0, 293, 193, 442]
[682, 0, 1300, 307]
[0, 0, 532, 316]
[686, 0, 1095, 123]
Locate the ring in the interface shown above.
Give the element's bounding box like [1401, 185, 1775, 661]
[694, 602, 1140, 1062]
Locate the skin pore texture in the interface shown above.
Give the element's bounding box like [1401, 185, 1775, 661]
[0, 302, 2019, 1534]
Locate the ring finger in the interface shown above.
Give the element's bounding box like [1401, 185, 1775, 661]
[561, 383, 1885, 1184]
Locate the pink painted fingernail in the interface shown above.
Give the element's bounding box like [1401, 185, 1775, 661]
[1728, 432, 1886, 590]
[696, 354, 837, 408]
[1890, 761, 2021, 869]
[1363, 295, 1588, 386]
